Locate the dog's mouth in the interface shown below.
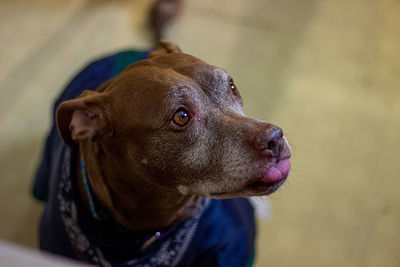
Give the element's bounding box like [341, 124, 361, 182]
[247, 158, 291, 194]
[209, 158, 291, 198]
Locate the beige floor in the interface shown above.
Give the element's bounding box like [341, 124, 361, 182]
[1, 0, 400, 266]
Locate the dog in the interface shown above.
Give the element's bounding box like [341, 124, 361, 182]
[33, 40, 291, 266]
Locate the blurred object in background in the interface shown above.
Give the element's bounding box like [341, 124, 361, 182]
[150, 0, 182, 42]
[0, 240, 88, 267]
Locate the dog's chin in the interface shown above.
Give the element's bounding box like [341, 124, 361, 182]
[245, 176, 288, 196]
[209, 176, 288, 199]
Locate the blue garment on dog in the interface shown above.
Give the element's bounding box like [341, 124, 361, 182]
[33, 50, 256, 267]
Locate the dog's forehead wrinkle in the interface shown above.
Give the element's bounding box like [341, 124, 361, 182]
[161, 82, 210, 117]
[120, 63, 232, 115]
[120, 64, 194, 92]
[164, 82, 197, 101]
[197, 67, 229, 94]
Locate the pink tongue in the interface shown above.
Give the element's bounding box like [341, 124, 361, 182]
[261, 159, 291, 183]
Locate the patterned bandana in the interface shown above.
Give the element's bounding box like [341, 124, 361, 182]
[57, 148, 211, 267]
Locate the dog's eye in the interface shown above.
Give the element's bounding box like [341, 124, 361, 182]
[172, 109, 190, 126]
[229, 79, 238, 95]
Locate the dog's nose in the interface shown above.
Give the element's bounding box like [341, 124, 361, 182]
[252, 125, 283, 158]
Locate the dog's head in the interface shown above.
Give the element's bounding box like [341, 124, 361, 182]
[57, 40, 291, 199]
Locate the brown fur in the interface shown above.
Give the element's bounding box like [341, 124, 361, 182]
[56, 40, 291, 231]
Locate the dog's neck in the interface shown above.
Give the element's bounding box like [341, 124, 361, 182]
[75, 144, 201, 232]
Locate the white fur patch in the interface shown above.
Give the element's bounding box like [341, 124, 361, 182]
[177, 185, 189, 195]
[248, 197, 270, 220]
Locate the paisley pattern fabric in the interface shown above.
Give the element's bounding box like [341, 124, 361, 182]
[57, 147, 210, 266]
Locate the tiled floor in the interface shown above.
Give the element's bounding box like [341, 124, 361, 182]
[1, 0, 399, 266]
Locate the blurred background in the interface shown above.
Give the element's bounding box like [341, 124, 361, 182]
[1, 0, 399, 266]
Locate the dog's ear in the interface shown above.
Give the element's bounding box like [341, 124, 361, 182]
[149, 40, 182, 58]
[56, 90, 113, 146]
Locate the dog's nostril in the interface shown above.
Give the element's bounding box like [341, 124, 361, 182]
[266, 128, 282, 156]
[267, 140, 277, 151]
[253, 126, 283, 157]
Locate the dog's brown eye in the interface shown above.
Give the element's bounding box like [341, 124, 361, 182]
[229, 79, 238, 95]
[173, 109, 190, 126]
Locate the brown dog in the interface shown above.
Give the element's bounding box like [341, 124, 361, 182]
[35, 41, 291, 266]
